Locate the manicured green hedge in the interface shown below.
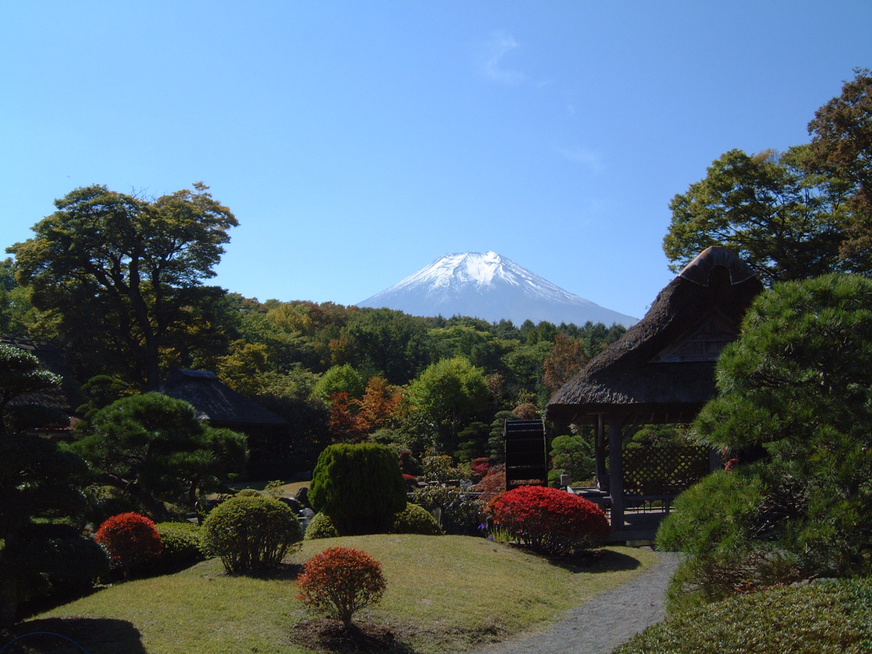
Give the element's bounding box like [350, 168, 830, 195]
[615, 578, 872, 654]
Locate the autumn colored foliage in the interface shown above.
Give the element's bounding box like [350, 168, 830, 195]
[296, 547, 386, 627]
[489, 485, 610, 555]
[95, 512, 163, 575]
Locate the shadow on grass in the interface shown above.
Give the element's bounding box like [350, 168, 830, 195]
[2, 618, 146, 654]
[516, 547, 644, 575]
[227, 561, 304, 581]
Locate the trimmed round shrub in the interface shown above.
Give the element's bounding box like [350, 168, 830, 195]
[296, 547, 386, 627]
[201, 494, 302, 573]
[390, 503, 443, 535]
[309, 443, 406, 535]
[489, 485, 610, 556]
[95, 512, 164, 577]
[304, 512, 340, 540]
[154, 522, 204, 572]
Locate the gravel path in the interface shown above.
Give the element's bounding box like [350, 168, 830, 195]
[467, 550, 680, 654]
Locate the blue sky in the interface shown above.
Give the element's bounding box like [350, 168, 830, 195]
[1, 2, 870, 319]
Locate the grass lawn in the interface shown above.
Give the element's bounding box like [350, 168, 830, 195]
[9, 535, 657, 654]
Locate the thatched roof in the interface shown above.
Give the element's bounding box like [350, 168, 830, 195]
[546, 247, 763, 425]
[160, 370, 287, 427]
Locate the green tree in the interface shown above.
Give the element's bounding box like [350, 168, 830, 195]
[0, 344, 105, 627]
[8, 183, 237, 389]
[312, 363, 366, 401]
[341, 308, 430, 385]
[69, 393, 248, 520]
[407, 356, 491, 453]
[663, 148, 849, 285]
[660, 274, 872, 585]
[806, 68, 872, 269]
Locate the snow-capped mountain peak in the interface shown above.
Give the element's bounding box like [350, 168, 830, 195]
[358, 252, 637, 327]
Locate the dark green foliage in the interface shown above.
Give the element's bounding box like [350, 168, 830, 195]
[548, 433, 595, 487]
[154, 522, 204, 572]
[389, 503, 443, 535]
[614, 578, 872, 654]
[304, 511, 340, 540]
[7, 522, 109, 609]
[309, 443, 407, 535]
[70, 393, 248, 520]
[200, 494, 302, 573]
[661, 274, 872, 612]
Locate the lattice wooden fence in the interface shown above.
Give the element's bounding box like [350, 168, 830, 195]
[622, 445, 711, 496]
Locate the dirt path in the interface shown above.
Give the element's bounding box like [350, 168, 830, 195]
[467, 551, 680, 654]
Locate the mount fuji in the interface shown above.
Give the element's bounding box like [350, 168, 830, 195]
[357, 252, 637, 327]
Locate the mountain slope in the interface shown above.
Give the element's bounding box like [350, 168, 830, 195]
[358, 252, 637, 327]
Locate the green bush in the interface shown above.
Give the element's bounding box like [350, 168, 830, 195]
[390, 503, 442, 535]
[615, 578, 872, 654]
[304, 512, 340, 540]
[309, 443, 406, 535]
[411, 485, 485, 535]
[154, 522, 204, 572]
[201, 495, 302, 573]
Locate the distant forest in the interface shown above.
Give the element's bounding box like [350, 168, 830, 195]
[1, 244, 626, 474]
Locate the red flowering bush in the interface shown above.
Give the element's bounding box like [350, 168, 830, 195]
[95, 512, 163, 577]
[470, 457, 492, 481]
[296, 547, 386, 627]
[489, 485, 610, 556]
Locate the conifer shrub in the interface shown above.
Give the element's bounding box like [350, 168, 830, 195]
[390, 503, 443, 535]
[95, 512, 164, 577]
[296, 547, 386, 628]
[201, 494, 302, 573]
[309, 443, 406, 535]
[489, 485, 610, 556]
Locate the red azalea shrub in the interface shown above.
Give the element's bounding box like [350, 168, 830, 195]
[95, 512, 163, 576]
[475, 464, 506, 505]
[296, 547, 386, 627]
[470, 457, 492, 481]
[489, 485, 610, 556]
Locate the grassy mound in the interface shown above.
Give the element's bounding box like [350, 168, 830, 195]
[615, 578, 872, 654]
[7, 535, 656, 654]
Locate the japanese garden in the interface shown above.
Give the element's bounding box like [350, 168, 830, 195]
[1, 69, 871, 653]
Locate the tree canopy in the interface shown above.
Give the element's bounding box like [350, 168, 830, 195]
[8, 183, 237, 389]
[663, 69, 872, 286]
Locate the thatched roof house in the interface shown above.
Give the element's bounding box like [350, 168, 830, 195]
[160, 369, 287, 429]
[547, 246, 763, 425]
[545, 246, 764, 539]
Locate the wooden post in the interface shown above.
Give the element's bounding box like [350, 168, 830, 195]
[608, 414, 625, 531]
[595, 413, 608, 490]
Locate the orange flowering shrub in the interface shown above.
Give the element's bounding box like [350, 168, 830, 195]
[296, 547, 386, 627]
[489, 485, 610, 555]
[95, 512, 163, 576]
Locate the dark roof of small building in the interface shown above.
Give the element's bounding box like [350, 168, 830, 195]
[160, 369, 287, 426]
[546, 246, 763, 424]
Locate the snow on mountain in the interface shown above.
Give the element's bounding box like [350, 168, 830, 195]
[357, 252, 638, 327]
